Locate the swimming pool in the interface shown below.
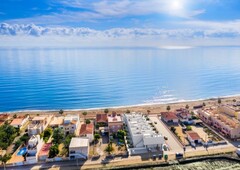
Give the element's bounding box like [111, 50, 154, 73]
[17, 147, 27, 156]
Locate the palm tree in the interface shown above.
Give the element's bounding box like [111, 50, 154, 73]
[82, 111, 88, 121]
[166, 105, 171, 112]
[185, 104, 189, 110]
[218, 98, 222, 105]
[147, 110, 151, 115]
[59, 109, 64, 115]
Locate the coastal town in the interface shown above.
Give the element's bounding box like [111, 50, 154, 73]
[0, 98, 240, 169]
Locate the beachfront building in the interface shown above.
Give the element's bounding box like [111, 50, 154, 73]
[198, 108, 240, 139]
[186, 131, 202, 147]
[123, 113, 164, 154]
[108, 112, 123, 135]
[160, 112, 179, 124]
[49, 116, 64, 129]
[219, 104, 240, 120]
[79, 124, 94, 143]
[59, 114, 80, 135]
[0, 114, 9, 126]
[69, 137, 89, 160]
[96, 113, 108, 127]
[10, 115, 29, 129]
[26, 135, 44, 164]
[176, 108, 192, 124]
[28, 115, 53, 136]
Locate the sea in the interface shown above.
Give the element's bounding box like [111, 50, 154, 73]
[0, 46, 240, 112]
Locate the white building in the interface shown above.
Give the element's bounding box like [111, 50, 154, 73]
[10, 115, 29, 129]
[59, 115, 80, 135]
[26, 135, 44, 164]
[28, 115, 53, 136]
[123, 113, 164, 150]
[69, 137, 89, 160]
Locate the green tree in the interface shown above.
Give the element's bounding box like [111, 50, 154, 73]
[0, 124, 17, 149]
[52, 128, 64, 144]
[185, 104, 189, 110]
[49, 145, 59, 158]
[233, 99, 236, 102]
[105, 143, 114, 155]
[186, 125, 192, 131]
[166, 105, 171, 112]
[85, 119, 91, 124]
[147, 110, 151, 115]
[126, 109, 130, 113]
[59, 109, 64, 115]
[94, 133, 101, 141]
[117, 130, 126, 140]
[104, 109, 109, 114]
[164, 154, 168, 162]
[13, 114, 17, 118]
[218, 98, 222, 104]
[203, 102, 206, 106]
[82, 111, 88, 120]
[0, 154, 11, 170]
[43, 128, 53, 142]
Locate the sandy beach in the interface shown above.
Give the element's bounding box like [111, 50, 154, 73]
[3, 95, 240, 118]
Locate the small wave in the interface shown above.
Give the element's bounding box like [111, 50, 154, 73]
[158, 46, 194, 50]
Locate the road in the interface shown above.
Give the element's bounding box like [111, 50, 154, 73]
[149, 115, 183, 152]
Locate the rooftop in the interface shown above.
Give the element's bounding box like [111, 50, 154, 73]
[96, 114, 108, 123]
[186, 131, 201, 140]
[10, 118, 24, 126]
[50, 117, 64, 126]
[79, 123, 94, 136]
[108, 113, 122, 123]
[69, 137, 89, 148]
[124, 113, 159, 136]
[161, 112, 178, 121]
[32, 116, 47, 121]
[39, 143, 52, 156]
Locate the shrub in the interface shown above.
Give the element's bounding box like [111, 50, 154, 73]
[85, 119, 91, 124]
[49, 145, 59, 158]
[186, 126, 192, 131]
[104, 109, 109, 114]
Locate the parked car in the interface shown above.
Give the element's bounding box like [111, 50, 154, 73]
[158, 154, 163, 159]
[175, 153, 183, 159]
[152, 154, 156, 160]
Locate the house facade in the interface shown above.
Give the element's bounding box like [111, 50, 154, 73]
[79, 124, 94, 143]
[160, 112, 179, 124]
[123, 113, 164, 149]
[10, 115, 29, 129]
[28, 115, 53, 136]
[108, 112, 123, 135]
[59, 115, 80, 135]
[69, 137, 89, 160]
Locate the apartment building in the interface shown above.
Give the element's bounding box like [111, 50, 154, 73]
[219, 104, 240, 120]
[198, 108, 240, 139]
[59, 114, 80, 135]
[123, 113, 164, 149]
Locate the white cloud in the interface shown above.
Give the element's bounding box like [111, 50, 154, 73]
[1, 22, 240, 48]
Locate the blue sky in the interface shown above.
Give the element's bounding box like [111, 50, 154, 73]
[0, 0, 240, 29]
[0, 0, 240, 47]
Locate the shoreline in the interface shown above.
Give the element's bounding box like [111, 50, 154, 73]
[1, 95, 240, 116]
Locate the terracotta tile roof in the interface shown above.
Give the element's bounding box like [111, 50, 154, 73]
[79, 123, 94, 136]
[187, 131, 201, 140]
[96, 114, 108, 123]
[10, 118, 24, 126]
[161, 112, 178, 121]
[39, 143, 52, 156]
[0, 114, 9, 120]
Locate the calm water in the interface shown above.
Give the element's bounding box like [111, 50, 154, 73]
[0, 47, 240, 112]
